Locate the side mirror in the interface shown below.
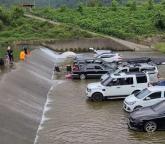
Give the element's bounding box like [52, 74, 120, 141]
[145, 97, 151, 100]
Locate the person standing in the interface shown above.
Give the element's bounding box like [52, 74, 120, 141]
[23, 46, 28, 55]
[19, 49, 26, 61]
[7, 46, 14, 64]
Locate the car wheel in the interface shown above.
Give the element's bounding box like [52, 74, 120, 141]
[133, 106, 142, 111]
[132, 90, 140, 95]
[144, 121, 157, 132]
[92, 93, 103, 102]
[80, 74, 86, 80]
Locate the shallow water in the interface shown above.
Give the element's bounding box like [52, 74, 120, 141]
[35, 51, 165, 144]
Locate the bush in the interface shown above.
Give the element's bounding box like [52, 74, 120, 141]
[154, 12, 165, 30]
[0, 20, 3, 30]
[11, 6, 24, 19]
[77, 5, 83, 14]
[111, 0, 118, 11]
[0, 7, 11, 25]
[130, 0, 137, 11]
[147, 0, 154, 10]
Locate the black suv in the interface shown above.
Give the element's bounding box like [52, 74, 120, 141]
[71, 63, 113, 80]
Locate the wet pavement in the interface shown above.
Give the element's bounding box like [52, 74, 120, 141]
[35, 51, 165, 144]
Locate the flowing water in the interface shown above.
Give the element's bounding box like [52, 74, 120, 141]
[35, 51, 165, 144]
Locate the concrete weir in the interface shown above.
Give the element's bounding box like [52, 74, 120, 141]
[0, 48, 56, 144]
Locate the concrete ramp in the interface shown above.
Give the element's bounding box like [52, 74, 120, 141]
[0, 48, 56, 144]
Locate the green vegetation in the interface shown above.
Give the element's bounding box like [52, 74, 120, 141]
[33, 2, 165, 40]
[0, 0, 162, 8]
[155, 42, 165, 52]
[0, 6, 94, 59]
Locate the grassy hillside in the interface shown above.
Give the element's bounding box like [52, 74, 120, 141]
[32, 2, 165, 40]
[0, 6, 94, 59]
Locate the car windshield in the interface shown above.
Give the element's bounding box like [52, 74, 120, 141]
[134, 88, 151, 99]
[152, 101, 165, 113]
[101, 76, 113, 86]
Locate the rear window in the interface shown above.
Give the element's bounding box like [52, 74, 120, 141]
[136, 76, 147, 83]
[100, 55, 114, 58]
[129, 68, 139, 72]
[141, 67, 156, 71]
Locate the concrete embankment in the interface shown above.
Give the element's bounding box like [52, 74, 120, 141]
[0, 48, 55, 144]
[15, 38, 134, 53]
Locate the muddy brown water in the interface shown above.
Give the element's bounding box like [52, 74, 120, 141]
[35, 51, 165, 144]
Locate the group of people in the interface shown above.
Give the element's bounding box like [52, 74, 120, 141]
[5, 46, 30, 65]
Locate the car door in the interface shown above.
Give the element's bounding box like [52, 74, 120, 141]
[142, 91, 163, 107]
[141, 67, 158, 83]
[94, 65, 105, 78]
[85, 65, 96, 78]
[136, 75, 148, 89]
[155, 96, 165, 130]
[115, 77, 135, 96]
[104, 77, 134, 97]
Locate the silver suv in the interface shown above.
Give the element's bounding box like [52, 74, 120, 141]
[101, 63, 159, 83]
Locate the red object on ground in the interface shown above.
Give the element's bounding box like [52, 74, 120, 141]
[65, 74, 72, 79]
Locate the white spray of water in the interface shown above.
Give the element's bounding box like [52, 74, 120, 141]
[33, 80, 64, 144]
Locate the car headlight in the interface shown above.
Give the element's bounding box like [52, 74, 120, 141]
[127, 101, 136, 105]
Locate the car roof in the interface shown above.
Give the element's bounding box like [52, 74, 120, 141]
[96, 53, 118, 57]
[118, 63, 156, 69]
[111, 72, 146, 78]
[148, 86, 165, 92]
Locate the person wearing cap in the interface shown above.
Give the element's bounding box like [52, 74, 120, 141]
[7, 46, 14, 64]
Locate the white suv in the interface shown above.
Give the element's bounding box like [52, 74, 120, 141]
[123, 86, 165, 112]
[86, 72, 150, 101]
[101, 63, 159, 83]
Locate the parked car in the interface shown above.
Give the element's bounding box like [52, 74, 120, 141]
[101, 63, 159, 83]
[127, 100, 165, 132]
[71, 63, 113, 80]
[89, 47, 112, 57]
[123, 86, 165, 112]
[121, 57, 152, 64]
[73, 58, 108, 66]
[86, 72, 150, 101]
[95, 53, 122, 63]
[152, 80, 165, 86]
